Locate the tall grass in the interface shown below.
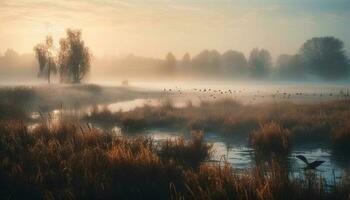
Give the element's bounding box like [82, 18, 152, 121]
[158, 131, 212, 169]
[86, 99, 350, 144]
[249, 121, 291, 157]
[183, 160, 350, 200]
[0, 121, 349, 199]
[0, 121, 201, 199]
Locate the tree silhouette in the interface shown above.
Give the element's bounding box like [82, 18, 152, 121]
[182, 53, 191, 67]
[164, 52, 176, 74]
[33, 36, 57, 84]
[222, 50, 248, 78]
[4, 49, 19, 59]
[192, 50, 221, 75]
[248, 48, 272, 78]
[276, 54, 304, 80]
[299, 37, 349, 80]
[58, 29, 91, 83]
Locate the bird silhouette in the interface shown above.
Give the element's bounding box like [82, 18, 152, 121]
[296, 155, 325, 170]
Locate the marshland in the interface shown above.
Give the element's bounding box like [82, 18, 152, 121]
[1, 0, 350, 199]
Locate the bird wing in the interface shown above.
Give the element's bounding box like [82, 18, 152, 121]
[308, 161, 325, 169]
[296, 155, 309, 165]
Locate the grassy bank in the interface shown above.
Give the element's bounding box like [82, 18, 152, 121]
[0, 84, 161, 114]
[86, 99, 350, 148]
[0, 121, 349, 199]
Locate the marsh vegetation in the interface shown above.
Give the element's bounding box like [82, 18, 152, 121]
[0, 120, 349, 200]
[0, 16, 349, 200]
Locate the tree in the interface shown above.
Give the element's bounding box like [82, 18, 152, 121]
[276, 54, 304, 80]
[4, 49, 19, 59]
[164, 52, 176, 74]
[182, 53, 191, 67]
[58, 29, 91, 83]
[33, 36, 57, 83]
[191, 50, 222, 75]
[299, 37, 349, 80]
[221, 50, 248, 77]
[248, 48, 272, 78]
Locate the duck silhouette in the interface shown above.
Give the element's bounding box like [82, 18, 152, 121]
[296, 155, 325, 170]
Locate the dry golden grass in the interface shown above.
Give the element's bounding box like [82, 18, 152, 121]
[0, 120, 349, 199]
[249, 121, 291, 157]
[0, 121, 182, 199]
[86, 99, 350, 145]
[158, 131, 212, 169]
[181, 160, 350, 200]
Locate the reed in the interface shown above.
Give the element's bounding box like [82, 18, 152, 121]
[0, 121, 349, 199]
[249, 121, 291, 157]
[158, 131, 212, 169]
[86, 99, 350, 144]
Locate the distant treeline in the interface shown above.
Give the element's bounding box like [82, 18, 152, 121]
[1, 36, 349, 81]
[162, 36, 349, 80]
[92, 36, 350, 81]
[0, 49, 37, 81]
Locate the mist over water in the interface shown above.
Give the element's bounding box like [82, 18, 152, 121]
[1, 1, 350, 198]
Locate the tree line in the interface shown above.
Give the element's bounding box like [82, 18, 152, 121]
[1, 34, 348, 82]
[164, 37, 350, 80]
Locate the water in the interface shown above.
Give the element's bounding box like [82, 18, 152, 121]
[126, 128, 349, 184]
[97, 81, 350, 113]
[28, 81, 350, 184]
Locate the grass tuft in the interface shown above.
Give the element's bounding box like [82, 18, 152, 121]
[249, 121, 291, 157]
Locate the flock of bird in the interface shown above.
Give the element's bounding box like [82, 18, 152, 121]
[162, 87, 350, 102]
[161, 86, 339, 171]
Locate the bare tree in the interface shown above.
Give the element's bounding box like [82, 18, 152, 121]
[58, 29, 91, 83]
[33, 36, 56, 83]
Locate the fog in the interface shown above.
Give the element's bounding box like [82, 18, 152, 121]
[1, 37, 349, 85]
[2, 2, 350, 198]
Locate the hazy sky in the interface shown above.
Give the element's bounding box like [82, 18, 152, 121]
[0, 0, 349, 59]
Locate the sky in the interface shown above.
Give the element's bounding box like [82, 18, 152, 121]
[0, 0, 350, 59]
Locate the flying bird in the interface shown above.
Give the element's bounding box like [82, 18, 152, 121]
[296, 155, 325, 170]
